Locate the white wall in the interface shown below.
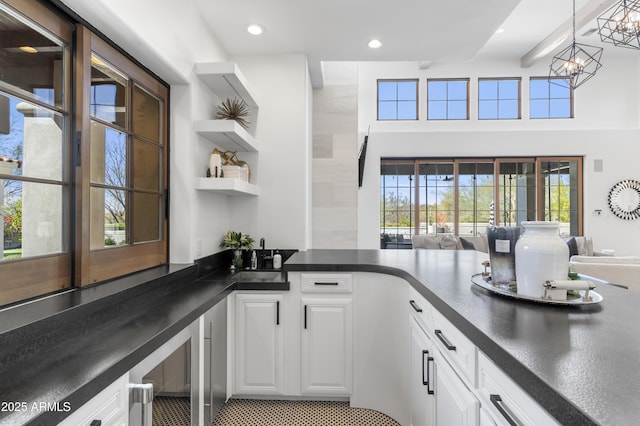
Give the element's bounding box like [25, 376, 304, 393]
[58, 1, 313, 262]
[230, 55, 313, 252]
[357, 58, 640, 255]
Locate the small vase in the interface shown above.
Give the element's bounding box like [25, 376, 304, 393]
[487, 226, 520, 287]
[232, 249, 243, 269]
[515, 221, 569, 298]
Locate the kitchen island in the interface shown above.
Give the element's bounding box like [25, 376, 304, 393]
[0, 249, 637, 425]
[285, 249, 640, 426]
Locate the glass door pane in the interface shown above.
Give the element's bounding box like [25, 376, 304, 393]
[541, 160, 580, 235]
[458, 162, 494, 236]
[498, 161, 536, 226]
[380, 162, 414, 244]
[419, 162, 454, 234]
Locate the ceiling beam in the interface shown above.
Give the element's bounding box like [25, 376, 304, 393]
[520, 0, 618, 68]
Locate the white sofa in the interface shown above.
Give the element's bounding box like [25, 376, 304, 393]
[569, 256, 640, 292]
[411, 234, 488, 253]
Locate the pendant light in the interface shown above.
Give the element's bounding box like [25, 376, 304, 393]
[597, 0, 640, 49]
[549, 0, 603, 89]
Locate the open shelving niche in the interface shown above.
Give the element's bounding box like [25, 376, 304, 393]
[194, 62, 260, 196]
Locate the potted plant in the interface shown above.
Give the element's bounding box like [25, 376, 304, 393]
[220, 231, 255, 269]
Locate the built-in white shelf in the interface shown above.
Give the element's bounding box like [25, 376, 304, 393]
[194, 62, 261, 197]
[195, 177, 260, 196]
[195, 62, 260, 108]
[194, 120, 258, 152]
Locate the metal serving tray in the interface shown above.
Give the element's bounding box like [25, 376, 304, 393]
[471, 273, 603, 305]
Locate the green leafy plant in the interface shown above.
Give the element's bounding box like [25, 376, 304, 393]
[220, 230, 254, 250]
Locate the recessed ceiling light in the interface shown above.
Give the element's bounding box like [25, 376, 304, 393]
[368, 39, 382, 49]
[247, 24, 265, 35]
[495, 28, 505, 34]
[19, 46, 37, 53]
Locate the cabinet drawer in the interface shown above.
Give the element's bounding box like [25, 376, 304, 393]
[478, 351, 559, 426]
[59, 374, 128, 426]
[408, 285, 432, 333]
[431, 309, 477, 388]
[301, 273, 352, 293]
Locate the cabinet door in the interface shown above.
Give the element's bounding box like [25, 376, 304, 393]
[235, 293, 285, 395]
[410, 318, 436, 426]
[301, 297, 352, 395]
[434, 349, 479, 426]
[59, 374, 128, 426]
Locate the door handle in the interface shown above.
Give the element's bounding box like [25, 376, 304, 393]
[490, 394, 518, 426]
[129, 383, 154, 426]
[421, 350, 429, 386]
[304, 304, 307, 329]
[427, 356, 434, 395]
[276, 301, 280, 325]
[434, 329, 456, 351]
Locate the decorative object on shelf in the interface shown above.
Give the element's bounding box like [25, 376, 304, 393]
[515, 221, 569, 298]
[219, 150, 239, 165]
[549, 0, 603, 89]
[220, 231, 255, 269]
[237, 160, 250, 182]
[487, 226, 520, 287]
[210, 150, 250, 182]
[209, 148, 222, 178]
[215, 97, 250, 129]
[607, 179, 640, 220]
[221, 164, 249, 182]
[597, 0, 640, 50]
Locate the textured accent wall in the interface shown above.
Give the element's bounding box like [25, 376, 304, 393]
[312, 86, 358, 248]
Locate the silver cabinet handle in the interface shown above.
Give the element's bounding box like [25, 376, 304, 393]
[130, 383, 154, 426]
[490, 394, 518, 426]
[409, 300, 423, 313]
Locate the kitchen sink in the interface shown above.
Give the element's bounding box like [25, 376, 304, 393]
[232, 270, 289, 290]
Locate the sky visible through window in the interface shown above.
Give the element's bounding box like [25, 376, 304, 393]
[377, 80, 418, 120]
[478, 79, 519, 119]
[530, 78, 571, 119]
[427, 80, 468, 120]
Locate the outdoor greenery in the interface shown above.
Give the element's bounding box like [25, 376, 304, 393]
[381, 165, 574, 234]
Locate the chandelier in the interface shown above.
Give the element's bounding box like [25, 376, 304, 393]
[597, 0, 640, 49]
[549, 0, 603, 89]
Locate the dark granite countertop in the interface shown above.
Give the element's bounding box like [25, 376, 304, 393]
[1, 249, 634, 425]
[284, 249, 639, 426]
[0, 264, 241, 426]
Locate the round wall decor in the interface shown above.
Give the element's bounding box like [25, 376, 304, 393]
[608, 179, 640, 220]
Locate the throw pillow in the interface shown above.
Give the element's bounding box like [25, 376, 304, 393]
[439, 234, 458, 250]
[460, 237, 476, 250]
[566, 237, 579, 259]
[412, 235, 441, 249]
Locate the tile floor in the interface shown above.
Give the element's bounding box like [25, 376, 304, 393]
[212, 399, 401, 426]
[153, 396, 401, 425]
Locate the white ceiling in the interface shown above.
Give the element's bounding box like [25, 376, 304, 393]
[195, 0, 628, 87]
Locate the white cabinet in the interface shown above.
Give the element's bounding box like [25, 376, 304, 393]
[234, 293, 285, 395]
[433, 347, 479, 426]
[194, 62, 260, 196]
[299, 273, 353, 396]
[300, 297, 352, 395]
[409, 290, 479, 426]
[477, 351, 559, 426]
[59, 374, 128, 426]
[410, 317, 436, 426]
